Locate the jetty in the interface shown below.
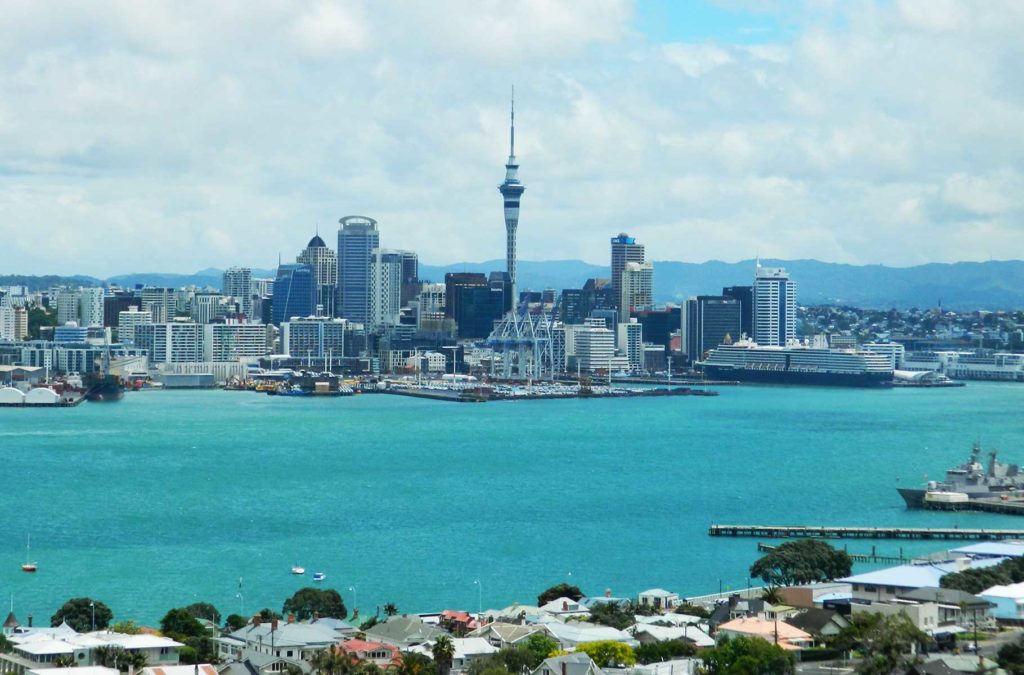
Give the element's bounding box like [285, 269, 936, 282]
[709, 524, 1024, 540]
[756, 542, 907, 564]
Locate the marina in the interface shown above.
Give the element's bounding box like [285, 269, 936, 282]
[710, 524, 1024, 540]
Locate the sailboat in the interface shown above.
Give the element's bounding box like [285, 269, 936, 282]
[21, 535, 37, 573]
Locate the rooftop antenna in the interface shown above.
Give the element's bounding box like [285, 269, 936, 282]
[510, 85, 515, 159]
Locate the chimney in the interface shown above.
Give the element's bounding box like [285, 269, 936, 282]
[562, 601, 568, 611]
[604, 589, 611, 598]
[287, 614, 295, 624]
[271, 618, 279, 632]
[27, 615, 33, 627]
[561, 663, 567, 675]
[254, 615, 262, 626]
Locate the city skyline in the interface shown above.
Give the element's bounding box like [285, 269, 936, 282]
[1, 1, 1022, 276]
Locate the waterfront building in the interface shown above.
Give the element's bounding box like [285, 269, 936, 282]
[54, 322, 88, 343]
[445, 273, 487, 323]
[134, 323, 203, 363]
[281, 317, 349, 358]
[417, 283, 447, 330]
[216, 620, 348, 669]
[684, 296, 742, 362]
[222, 267, 253, 319]
[498, 92, 525, 304]
[619, 261, 654, 315]
[0, 625, 182, 673]
[617, 319, 643, 371]
[337, 215, 380, 324]
[610, 234, 645, 312]
[117, 307, 153, 344]
[297, 234, 338, 317]
[753, 263, 796, 347]
[272, 264, 316, 325]
[141, 287, 176, 324]
[721, 285, 753, 339]
[370, 249, 403, 329]
[574, 318, 616, 373]
[203, 323, 270, 361]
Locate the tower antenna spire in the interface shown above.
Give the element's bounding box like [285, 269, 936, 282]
[510, 85, 515, 159]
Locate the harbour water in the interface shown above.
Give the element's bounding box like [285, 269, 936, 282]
[2, 382, 1024, 624]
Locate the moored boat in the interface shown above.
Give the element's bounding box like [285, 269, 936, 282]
[898, 443, 1024, 509]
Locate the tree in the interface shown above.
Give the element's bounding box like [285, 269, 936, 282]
[575, 641, 636, 668]
[129, 651, 149, 671]
[313, 648, 357, 675]
[830, 613, 927, 675]
[700, 636, 794, 675]
[0, 634, 12, 654]
[432, 636, 456, 675]
[51, 598, 113, 632]
[53, 655, 77, 668]
[283, 588, 347, 621]
[587, 601, 634, 630]
[383, 603, 399, 617]
[524, 633, 559, 667]
[674, 603, 710, 619]
[185, 602, 222, 625]
[258, 608, 283, 621]
[634, 640, 696, 664]
[397, 651, 436, 675]
[998, 636, 1024, 675]
[110, 620, 143, 635]
[93, 645, 130, 670]
[537, 583, 584, 606]
[749, 540, 852, 590]
[161, 608, 207, 639]
[225, 614, 248, 631]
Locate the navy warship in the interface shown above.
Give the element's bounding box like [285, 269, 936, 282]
[898, 443, 1024, 508]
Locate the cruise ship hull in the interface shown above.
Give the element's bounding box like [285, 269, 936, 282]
[701, 365, 893, 388]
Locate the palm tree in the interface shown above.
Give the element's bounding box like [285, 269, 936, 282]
[431, 637, 454, 675]
[383, 603, 399, 618]
[54, 655, 77, 668]
[128, 651, 148, 673]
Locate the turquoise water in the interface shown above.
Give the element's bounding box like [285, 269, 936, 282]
[2, 383, 1024, 625]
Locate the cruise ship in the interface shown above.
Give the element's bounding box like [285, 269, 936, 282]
[696, 341, 894, 387]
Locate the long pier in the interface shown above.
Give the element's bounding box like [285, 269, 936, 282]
[710, 524, 1024, 540]
[756, 542, 907, 564]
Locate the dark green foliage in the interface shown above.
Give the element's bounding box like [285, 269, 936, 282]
[537, 583, 584, 606]
[587, 601, 635, 630]
[178, 646, 198, 665]
[0, 634, 12, 654]
[161, 608, 207, 640]
[524, 633, 560, 666]
[258, 608, 283, 621]
[432, 636, 455, 675]
[182, 636, 218, 665]
[998, 636, 1024, 675]
[360, 616, 381, 631]
[749, 540, 852, 589]
[51, 597, 113, 632]
[225, 614, 247, 631]
[185, 602, 221, 625]
[396, 652, 437, 675]
[674, 603, 711, 618]
[635, 639, 697, 664]
[383, 603, 399, 617]
[941, 556, 1024, 594]
[700, 636, 795, 675]
[27, 305, 58, 340]
[283, 587, 347, 620]
[830, 613, 927, 675]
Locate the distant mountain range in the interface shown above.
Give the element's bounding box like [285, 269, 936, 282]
[4, 259, 1024, 310]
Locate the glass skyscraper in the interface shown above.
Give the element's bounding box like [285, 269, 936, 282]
[271, 263, 316, 325]
[337, 216, 380, 325]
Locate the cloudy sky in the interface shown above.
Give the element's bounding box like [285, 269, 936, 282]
[1, 0, 1022, 276]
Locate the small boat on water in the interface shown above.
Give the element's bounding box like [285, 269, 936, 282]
[312, 572, 326, 582]
[22, 535, 37, 573]
[291, 565, 305, 575]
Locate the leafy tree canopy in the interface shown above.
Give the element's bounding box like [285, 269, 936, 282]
[160, 608, 207, 639]
[749, 540, 852, 589]
[283, 587, 347, 621]
[185, 602, 222, 625]
[575, 641, 637, 668]
[998, 636, 1024, 675]
[700, 636, 794, 675]
[397, 651, 437, 675]
[258, 608, 283, 621]
[942, 555, 1024, 594]
[830, 613, 927, 675]
[109, 619, 143, 635]
[674, 603, 711, 619]
[51, 597, 113, 632]
[587, 601, 635, 630]
[635, 639, 696, 665]
[524, 633, 560, 666]
[537, 583, 584, 606]
[225, 614, 248, 631]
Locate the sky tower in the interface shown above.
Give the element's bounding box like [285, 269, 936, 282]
[498, 88, 525, 307]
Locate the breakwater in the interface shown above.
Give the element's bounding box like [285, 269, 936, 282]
[710, 524, 1024, 540]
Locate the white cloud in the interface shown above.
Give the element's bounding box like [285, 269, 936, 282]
[0, 0, 1022, 276]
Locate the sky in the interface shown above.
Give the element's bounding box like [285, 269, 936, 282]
[0, 0, 1022, 276]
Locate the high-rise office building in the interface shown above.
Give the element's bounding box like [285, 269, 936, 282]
[398, 250, 420, 308]
[272, 264, 316, 325]
[370, 249, 403, 329]
[117, 307, 152, 345]
[337, 216, 379, 324]
[574, 318, 616, 373]
[753, 263, 796, 347]
[141, 287, 176, 324]
[444, 273, 488, 323]
[223, 267, 253, 319]
[416, 283, 447, 331]
[489, 271, 513, 313]
[610, 233, 645, 312]
[455, 284, 504, 339]
[498, 92, 525, 304]
[103, 291, 140, 328]
[684, 296, 742, 361]
[619, 261, 654, 315]
[297, 235, 338, 317]
[722, 285, 753, 339]
[54, 289, 79, 326]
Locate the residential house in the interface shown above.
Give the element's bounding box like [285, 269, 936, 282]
[980, 582, 1024, 620]
[410, 638, 497, 674]
[840, 558, 1005, 605]
[439, 611, 478, 635]
[908, 655, 1006, 675]
[532, 653, 604, 675]
[850, 600, 940, 634]
[637, 590, 679, 612]
[542, 622, 637, 650]
[0, 626, 182, 675]
[141, 666, 218, 675]
[538, 598, 591, 620]
[715, 617, 813, 651]
[628, 659, 698, 675]
[782, 609, 850, 644]
[629, 624, 714, 649]
[27, 669, 117, 675]
[469, 622, 547, 649]
[897, 588, 996, 630]
[215, 619, 342, 673]
[708, 596, 765, 631]
[777, 583, 852, 610]
[363, 616, 446, 649]
[337, 640, 401, 669]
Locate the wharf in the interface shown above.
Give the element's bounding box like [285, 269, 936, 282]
[924, 497, 1024, 516]
[386, 386, 718, 403]
[608, 377, 739, 386]
[756, 542, 907, 564]
[710, 523, 1024, 540]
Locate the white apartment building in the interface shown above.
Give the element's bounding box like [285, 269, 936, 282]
[617, 319, 644, 371]
[753, 264, 796, 347]
[141, 288, 176, 323]
[117, 307, 153, 345]
[619, 262, 653, 314]
[575, 318, 616, 373]
[203, 323, 270, 361]
[134, 323, 203, 363]
[281, 317, 348, 358]
[78, 288, 105, 327]
[222, 267, 253, 319]
[370, 249, 402, 329]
